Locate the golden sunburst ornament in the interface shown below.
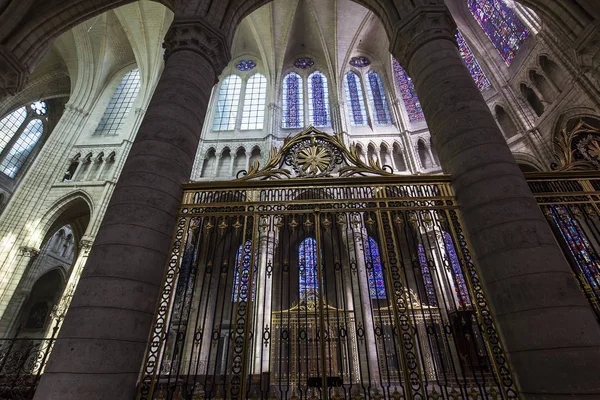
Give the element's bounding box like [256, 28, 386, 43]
[296, 140, 332, 176]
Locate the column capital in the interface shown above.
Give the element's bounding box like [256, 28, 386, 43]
[390, 5, 456, 71]
[0, 44, 28, 98]
[163, 17, 231, 79]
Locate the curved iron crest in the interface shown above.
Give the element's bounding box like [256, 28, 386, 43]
[552, 119, 600, 171]
[236, 127, 395, 180]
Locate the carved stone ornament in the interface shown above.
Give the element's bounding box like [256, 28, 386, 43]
[163, 18, 231, 75]
[19, 246, 40, 258]
[235, 126, 396, 181]
[0, 45, 28, 98]
[390, 5, 457, 69]
[552, 119, 600, 171]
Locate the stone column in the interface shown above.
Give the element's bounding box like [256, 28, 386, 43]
[33, 19, 230, 400]
[390, 4, 600, 397]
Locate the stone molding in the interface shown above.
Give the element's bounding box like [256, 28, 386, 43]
[390, 5, 457, 71]
[0, 44, 28, 98]
[163, 17, 230, 80]
[19, 246, 40, 258]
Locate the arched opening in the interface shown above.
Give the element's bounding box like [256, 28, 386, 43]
[540, 55, 565, 92]
[521, 83, 544, 117]
[249, 147, 262, 169]
[495, 105, 519, 138]
[201, 148, 216, 178]
[529, 70, 556, 103]
[232, 148, 247, 177]
[217, 148, 232, 179]
[418, 139, 433, 169]
[429, 138, 440, 166]
[17, 269, 65, 338]
[392, 143, 407, 172]
[367, 143, 378, 163]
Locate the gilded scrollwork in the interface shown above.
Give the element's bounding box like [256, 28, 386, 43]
[236, 127, 395, 180]
[553, 119, 600, 171]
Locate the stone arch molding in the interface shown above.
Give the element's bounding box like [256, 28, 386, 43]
[35, 191, 95, 250]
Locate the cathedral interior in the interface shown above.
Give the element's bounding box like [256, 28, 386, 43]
[0, 0, 599, 399]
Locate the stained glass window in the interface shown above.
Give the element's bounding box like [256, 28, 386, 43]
[549, 206, 600, 294]
[366, 71, 392, 125]
[232, 241, 256, 302]
[392, 59, 424, 123]
[344, 72, 368, 126]
[418, 244, 438, 306]
[468, 0, 530, 65]
[456, 29, 492, 91]
[365, 237, 386, 299]
[308, 71, 330, 127]
[294, 58, 314, 69]
[241, 73, 267, 130]
[0, 107, 27, 154]
[236, 60, 256, 71]
[94, 69, 141, 135]
[0, 119, 44, 178]
[213, 75, 242, 131]
[282, 72, 304, 129]
[299, 237, 318, 301]
[349, 56, 371, 68]
[443, 232, 471, 307]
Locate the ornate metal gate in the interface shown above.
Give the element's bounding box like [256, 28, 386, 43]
[137, 128, 517, 399]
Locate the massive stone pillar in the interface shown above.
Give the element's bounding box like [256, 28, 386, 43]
[33, 19, 230, 400]
[390, 4, 600, 398]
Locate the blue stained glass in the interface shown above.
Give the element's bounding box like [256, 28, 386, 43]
[443, 232, 471, 307]
[282, 73, 304, 128]
[550, 206, 600, 294]
[308, 71, 330, 127]
[468, 0, 530, 65]
[456, 29, 492, 91]
[299, 237, 318, 301]
[232, 241, 256, 302]
[392, 59, 424, 123]
[418, 244, 438, 306]
[236, 60, 256, 71]
[294, 58, 314, 69]
[344, 72, 367, 126]
[349, 56, 371, 68]
[367, 71, 392, 125]
[365, 237, 386, 299]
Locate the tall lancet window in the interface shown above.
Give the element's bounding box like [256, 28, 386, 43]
[456, 30, 492, 91]
[308, 71, 330, 127]
[468, 0, 530, 65]
[213, 75, 242, 131]
[392, 59, 424, 122]
[443, 232, 471, 307]
[366, 71, 392, 125]
[282, 72, 304, 128]
[344, 72, 368, 126]
[299, 237, 318, 300]
[94, 69, 141, 135]
[418, 244, 438, 306]
[0, 101, 47, 178]
[365, 237, 386, 299]
[549, 206, 600, 295]
[232, 241, 256, 302]
[241, 73, 267, 130]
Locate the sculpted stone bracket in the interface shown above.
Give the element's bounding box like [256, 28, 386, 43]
[0, 45, 28, 98]
[236, 126, 396, 181]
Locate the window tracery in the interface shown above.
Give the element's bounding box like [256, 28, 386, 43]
[443, 232, 471, 307]
[213, 75, 242, 131]
[236, 60, 256, 71]
[468, 0, 530, 65]
[241, 73, 267, 130]
[94, 69, 141, 135]
[0, 100, 48, 179]
[392, 59, 425, 123]
[344, 72, 368, 126]
[308, 71, 330, 127]
[456, 29, 492, 90]
[366, 71, 392, 125]
[282, 72, 304, 129]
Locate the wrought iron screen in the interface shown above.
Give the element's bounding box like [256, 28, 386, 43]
[136, 180, 517, 400]
[528, 172, 600, 320]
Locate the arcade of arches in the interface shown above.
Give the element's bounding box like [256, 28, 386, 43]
[0, 0, 599, 399]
